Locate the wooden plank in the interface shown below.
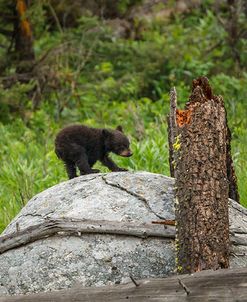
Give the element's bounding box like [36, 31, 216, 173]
[0, 267, 246, 302]
[0, 218, 175, 255]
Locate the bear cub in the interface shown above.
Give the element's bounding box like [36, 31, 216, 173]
[55, 124, 132, 179]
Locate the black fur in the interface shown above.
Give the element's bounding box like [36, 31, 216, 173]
[55, 124, 132, 179]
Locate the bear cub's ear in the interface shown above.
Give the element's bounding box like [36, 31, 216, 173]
[116, 125, 123, 132]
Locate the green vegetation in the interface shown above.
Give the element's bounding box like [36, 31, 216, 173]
[0, 1, 246, 232]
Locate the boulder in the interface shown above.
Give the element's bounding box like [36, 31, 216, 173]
[0, 172, 246, 296]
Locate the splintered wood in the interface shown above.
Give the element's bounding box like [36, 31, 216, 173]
[176, 109, 192, 127]
[167, 77, 239, 274]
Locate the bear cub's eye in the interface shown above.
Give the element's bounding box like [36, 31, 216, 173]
[122, 144, 129, 150]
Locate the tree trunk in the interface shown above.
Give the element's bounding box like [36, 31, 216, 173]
[14, 0, 35, 73]
[168, 77, 238, 274]
[167, 78, 239, 203]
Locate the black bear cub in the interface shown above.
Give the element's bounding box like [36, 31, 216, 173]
[55, 124, 132, 179]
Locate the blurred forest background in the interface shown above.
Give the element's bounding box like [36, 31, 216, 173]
[0, 0, 246, 233]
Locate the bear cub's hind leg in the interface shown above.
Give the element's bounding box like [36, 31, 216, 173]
[75, 150, 99, 175]
[65, 160, 77, 179]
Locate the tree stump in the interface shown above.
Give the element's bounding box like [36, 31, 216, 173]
[168, 77, 239, 274]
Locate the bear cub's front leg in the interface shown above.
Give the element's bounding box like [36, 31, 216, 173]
[101, 155, 128, 172]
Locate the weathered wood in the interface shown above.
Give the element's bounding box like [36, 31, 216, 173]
[0, 218, 175, 255]
[1, 206, 246, 256]
[226, 125, 240, 202]
[167, 87, 178, 177]
[173, 77, 231, 273]
[1, 267, 246, 302]
[231, 234, 247, 246]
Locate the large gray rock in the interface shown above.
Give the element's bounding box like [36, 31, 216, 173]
[0, 172, 246, 296]
[0, 172, 175, 296]
[3, 172, 175, 233]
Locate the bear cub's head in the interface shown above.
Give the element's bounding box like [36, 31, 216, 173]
[103, 125, 132, 157]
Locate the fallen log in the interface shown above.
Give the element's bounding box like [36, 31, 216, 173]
[1, 267, 246, 302]
[0, 218, 175, 255]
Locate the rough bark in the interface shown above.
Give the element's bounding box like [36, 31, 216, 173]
[171, 77, 235, 273]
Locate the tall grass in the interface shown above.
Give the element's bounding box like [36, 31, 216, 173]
[0, 96, 246, 233]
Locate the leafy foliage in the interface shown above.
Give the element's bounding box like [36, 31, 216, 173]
[0, 2, 246, 232]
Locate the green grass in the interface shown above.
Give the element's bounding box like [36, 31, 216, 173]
[0, 96, 246, 233]
[0, 99, 169, 232]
